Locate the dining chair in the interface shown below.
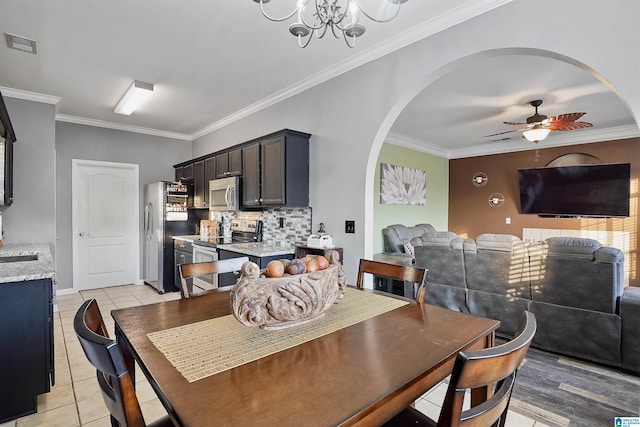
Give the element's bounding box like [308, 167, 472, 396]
[179, 257, 249, 298]
[383, 311, 537, 427]
[356, 258, 428, 302]
[73, 299, 174, 427]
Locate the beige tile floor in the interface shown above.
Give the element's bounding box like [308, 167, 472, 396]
[0, 283, 547, 427]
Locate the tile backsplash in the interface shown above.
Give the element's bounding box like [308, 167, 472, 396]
[210, 207, 312, 247]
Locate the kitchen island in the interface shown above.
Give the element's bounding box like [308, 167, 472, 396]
[216, 242, 295, 257]
[216, 242, 295, 287]
[0, 243, 55, 422]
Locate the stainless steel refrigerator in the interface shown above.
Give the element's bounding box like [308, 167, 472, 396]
[143, 181, 197, 293]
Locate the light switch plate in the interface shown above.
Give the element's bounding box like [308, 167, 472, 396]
[345, 220, 355, 234]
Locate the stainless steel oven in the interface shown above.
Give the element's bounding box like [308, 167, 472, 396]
[192, 244, 219, 292]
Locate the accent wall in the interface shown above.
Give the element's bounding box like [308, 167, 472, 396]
[373, 143, 448, 253]
[448, 137, 640, 286]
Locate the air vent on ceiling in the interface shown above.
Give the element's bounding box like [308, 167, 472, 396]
[5, 33, 37, 54]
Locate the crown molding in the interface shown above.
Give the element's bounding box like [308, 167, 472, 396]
[385, 131, 451, 158]
[56, 114, 192, 141]
[190, 0, 514, 140]
[0, 86, 61, 105]
[448, 124, 640, 158]
[386, 125, 640, 160]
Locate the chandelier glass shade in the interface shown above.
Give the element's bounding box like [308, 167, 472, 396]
[253, 0, 407, 48]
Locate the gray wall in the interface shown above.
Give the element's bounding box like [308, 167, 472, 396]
[192, 0, 640, 285]
[55, 122, 191, 290]
[0, 98, 56, 249]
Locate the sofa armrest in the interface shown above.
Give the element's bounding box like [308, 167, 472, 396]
[620, 287, 640, 372]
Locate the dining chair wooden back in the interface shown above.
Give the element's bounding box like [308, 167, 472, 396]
[356, 259, 428, 302]
[384, 311, 537, 427]
[179, 257, 249, 298]
[73, 299, 173, 427]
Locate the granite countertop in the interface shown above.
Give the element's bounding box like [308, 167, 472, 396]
[216, 242, 295, 258]
[0, 243, 56, 283]
[172, 235, 202, 242]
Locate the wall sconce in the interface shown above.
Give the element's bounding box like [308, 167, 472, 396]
[488, 193, 505, 208]
[472, 172, 488, 187]
[114, 80, 154, 115]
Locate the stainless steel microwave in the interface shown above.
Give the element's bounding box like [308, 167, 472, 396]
[209, 177, 240, 211]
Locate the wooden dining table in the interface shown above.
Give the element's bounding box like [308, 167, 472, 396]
[112, 288, 499, 427]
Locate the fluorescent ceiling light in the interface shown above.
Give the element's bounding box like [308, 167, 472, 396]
[114, 80, 154, 115]
[5, 33, 37, 54]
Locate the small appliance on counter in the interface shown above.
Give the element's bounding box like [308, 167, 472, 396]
[306, 222, 333, 249]
[200, 219, 219, 240]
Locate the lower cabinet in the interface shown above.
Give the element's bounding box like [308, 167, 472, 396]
[0, 278, 54, 423]
[218, 249, 294, 287]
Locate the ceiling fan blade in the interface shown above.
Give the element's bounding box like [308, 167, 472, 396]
[484, 128, 525, 137]
[503, 121, 529, 126]
[547, 121, 593, 131]
[548, 112, 587, 124]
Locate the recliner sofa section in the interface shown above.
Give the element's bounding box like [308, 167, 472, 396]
[380, 224, 640, 372]
[382, 223, 436, 254]
[410, 231, 468, 313]
[527, 237, 624, 366]
[462, 234, 532, 338]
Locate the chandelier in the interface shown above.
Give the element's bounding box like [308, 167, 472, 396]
[253, 0, 408, 48]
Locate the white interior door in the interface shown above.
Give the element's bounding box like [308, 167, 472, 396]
[72, 159, 139, 291]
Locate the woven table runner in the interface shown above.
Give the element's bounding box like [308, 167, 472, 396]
[147, 288, 409, 382]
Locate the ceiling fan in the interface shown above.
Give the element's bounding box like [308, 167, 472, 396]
[485, 100, 593, 143]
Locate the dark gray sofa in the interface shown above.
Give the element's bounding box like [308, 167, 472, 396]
[382, 223, 435, 254]
[381, 224, 639, 372]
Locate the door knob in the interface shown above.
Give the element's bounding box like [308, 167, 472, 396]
[79, 232, 89, 237]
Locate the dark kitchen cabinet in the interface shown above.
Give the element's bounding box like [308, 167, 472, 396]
[0, 278, 54, 423]
[175, 163, 194, 181]
[242, 143, 260, 207]
[0, 90, 16, 206]
[193, 160, 206, 208]
[174, 239, 193, 289]
[242, 130, 310, 208]
[215, 148, 242, 179]
[205, 156, 216, 182]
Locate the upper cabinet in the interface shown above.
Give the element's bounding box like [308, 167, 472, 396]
[215, 148, 242, 179]
[192, 160, 206, 208]
[173, 129, 310, 210]
[0, 90, 17, 206]
[175, 163, 194, 181]
[242, 130, 310, 209]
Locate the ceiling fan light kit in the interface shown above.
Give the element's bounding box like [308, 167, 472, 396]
[522, 124, 551, 143]
[485, 99, 593, 144]
[252, 0, 407, 48]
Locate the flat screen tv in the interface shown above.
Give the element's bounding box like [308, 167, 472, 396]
[518, 163, 630, 217]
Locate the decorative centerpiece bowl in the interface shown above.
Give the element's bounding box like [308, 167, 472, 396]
[231, 250, 346, 329]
